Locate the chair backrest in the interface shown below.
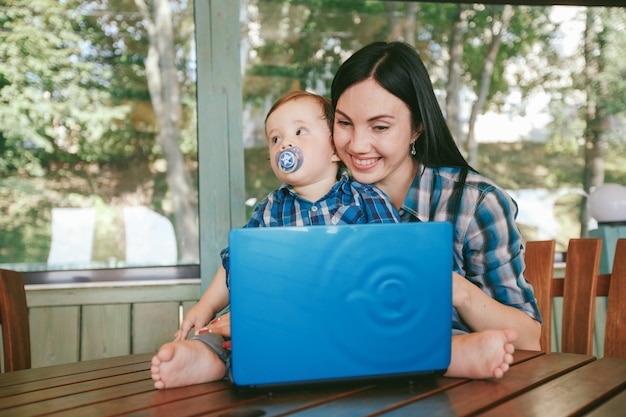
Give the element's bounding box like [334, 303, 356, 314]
[0, 269, 31, 372]
[524, 240, 555, 354]
[524, 238, 602, 355]
[604, 238, 626, 359]
[560, 238, 602, 355]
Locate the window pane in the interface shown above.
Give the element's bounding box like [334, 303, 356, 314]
[0, 0, 198, 272]
[241, 1, 626, 252]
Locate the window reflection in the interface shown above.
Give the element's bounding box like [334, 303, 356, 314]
[1, 1, 624, 278]
[0, 0, 198, 272]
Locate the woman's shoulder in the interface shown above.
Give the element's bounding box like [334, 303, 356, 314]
[433, 166, 503, 193]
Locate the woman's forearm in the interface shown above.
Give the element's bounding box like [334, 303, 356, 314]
[453, 272, 541, 350]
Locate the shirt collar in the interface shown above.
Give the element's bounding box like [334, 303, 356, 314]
[399, 163, 431, 222]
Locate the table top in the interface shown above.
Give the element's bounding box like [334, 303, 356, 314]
[1, 350, 625, 417]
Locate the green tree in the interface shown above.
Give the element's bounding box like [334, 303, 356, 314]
[0, 0, 130, 176]
[580, 7, 626, 235]
[456, 4, 553, 166]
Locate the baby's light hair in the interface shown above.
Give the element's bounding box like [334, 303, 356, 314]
[265, 90, 333, 132]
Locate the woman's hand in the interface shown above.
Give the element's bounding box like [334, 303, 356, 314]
[195, 312, 231, 338]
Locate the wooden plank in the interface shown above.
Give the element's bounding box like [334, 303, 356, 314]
[378, 353, 595, 416]
[476, 357, 626, 417]
[550, 275, 611, 297]
[44, 380, 236, 417]
[0, 353, 153, 389]
[0, 328, 4, 374]
[259, 379, 468, 417]
[81, 304, 131, 360]
[511, 350, 544, 365]
[29, 306, 80, 368]
[132, 303, 179, 354]
[0, 379, 155, 417]
[26, 282, 200, 307]
[0, 364, 149, 405]
[583, 389, 626, 417]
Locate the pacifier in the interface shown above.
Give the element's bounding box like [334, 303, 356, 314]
[276, 146, 303, 173]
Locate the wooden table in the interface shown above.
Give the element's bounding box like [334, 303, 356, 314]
[1, 350, 625, 416]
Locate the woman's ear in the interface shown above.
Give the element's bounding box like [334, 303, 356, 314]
[413, 122, 424, 141]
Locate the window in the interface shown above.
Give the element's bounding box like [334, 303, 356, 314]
[1, 0, 623, 284]
[1, 0, 199, 282]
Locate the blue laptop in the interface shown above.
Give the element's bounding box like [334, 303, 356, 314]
[228, 222, 453, 389]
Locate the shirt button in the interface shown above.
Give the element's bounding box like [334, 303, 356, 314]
[311, 206, 318, 212]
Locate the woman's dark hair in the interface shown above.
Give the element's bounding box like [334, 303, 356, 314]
[331, 41, 473, 220]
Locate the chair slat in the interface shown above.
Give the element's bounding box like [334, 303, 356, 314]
[0, 269, 32, 372]
[524, 240, 555, 354]
[604, 239, 626, 359]
[560, 238, 602, 355]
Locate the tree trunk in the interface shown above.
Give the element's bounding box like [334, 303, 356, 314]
[446, 4, 469, 149]
[466, 5, 514, 168]
[403, 2, 419, 47]
[581, 9, 607, 237]
[384, 2, 418, 46]
[135, 0, 199, 262]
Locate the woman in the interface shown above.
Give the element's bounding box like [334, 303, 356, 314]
[331, 41, 541, 366]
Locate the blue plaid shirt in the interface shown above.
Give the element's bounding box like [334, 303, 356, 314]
[398, 164, 541, 331]
[221, 171, 400, 283]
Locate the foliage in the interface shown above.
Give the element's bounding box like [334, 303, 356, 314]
[0, 0, 132, 176]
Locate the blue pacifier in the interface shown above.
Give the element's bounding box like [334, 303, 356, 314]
[276, 147, 303, 173]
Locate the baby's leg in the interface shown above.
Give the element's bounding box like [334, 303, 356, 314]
[151, 336, 227, 389]
[445, 329, 517, 379]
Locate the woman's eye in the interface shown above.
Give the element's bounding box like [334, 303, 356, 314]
[335, 119, 351, 127]
[296, 128, 309, 136]
[373, 125, 389, 132]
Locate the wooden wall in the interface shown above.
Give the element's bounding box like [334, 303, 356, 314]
[1, 280, 200, 372]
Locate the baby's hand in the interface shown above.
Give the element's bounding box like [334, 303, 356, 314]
[174, 304, 214, 341]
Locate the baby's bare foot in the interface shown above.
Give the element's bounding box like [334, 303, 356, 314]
[151, 340, 226, 389]
[445, 329, 517, 379]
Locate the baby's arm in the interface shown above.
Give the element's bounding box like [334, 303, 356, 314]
[174, 265, 230, 341]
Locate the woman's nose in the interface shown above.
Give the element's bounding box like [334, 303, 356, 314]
[348, 128, 370, 153]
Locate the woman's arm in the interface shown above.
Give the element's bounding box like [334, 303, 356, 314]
[453, 272, 541, 350]
[454, 182, 541, 350]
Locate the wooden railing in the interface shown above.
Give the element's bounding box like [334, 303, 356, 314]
[8, 280, 200, 369]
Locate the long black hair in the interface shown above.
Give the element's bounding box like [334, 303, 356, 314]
[331, 41, 474, 220]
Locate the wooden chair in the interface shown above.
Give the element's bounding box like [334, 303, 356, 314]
[604, 238, 626, 359]
[524, 240, 555, 354]
[525, 238, 602, 355]
[0, 269, 31, 372]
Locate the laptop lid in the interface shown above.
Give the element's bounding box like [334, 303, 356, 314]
[228, 222, 452, 389]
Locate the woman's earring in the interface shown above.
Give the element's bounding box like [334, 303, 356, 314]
[410, 142, 416, 156]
